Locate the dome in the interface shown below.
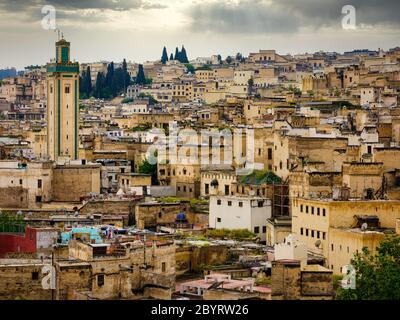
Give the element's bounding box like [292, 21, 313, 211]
[176, 212, 187, 221]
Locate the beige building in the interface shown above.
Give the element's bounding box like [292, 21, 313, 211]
[46, 38, 80, 161]
[291, 198, 400, 274]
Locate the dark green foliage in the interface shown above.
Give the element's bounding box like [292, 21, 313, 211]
[170, 53, 174, 61]
[91, 60, 131, 99]
[185, 64, 195, 74]
[239, 170, 282, 185]
[135, 64, 146, 85]
[138, 93, 157, 105]
[79, 66, 93, 99]
[173, 46, 189, 63]
[0, 212, 26, 233]
[180, 46, 189, 63]
[138, 159, 158, 185]
[226, 56, 233, 64]
[196, 64, 212, 71]
[161, 46, 168, 64]
[336, 235, 400, 300]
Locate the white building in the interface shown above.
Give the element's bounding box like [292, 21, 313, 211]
[274, 234, 308, 263]
[209, 195, 271, 241]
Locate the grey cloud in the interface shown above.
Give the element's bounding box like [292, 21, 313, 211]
[0, 0, 167, 24]
[188, 0, 400, 34]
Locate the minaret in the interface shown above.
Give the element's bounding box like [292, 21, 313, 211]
[46, 38, 79, 161]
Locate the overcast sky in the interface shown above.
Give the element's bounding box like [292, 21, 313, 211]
[0, 0, 399, 70]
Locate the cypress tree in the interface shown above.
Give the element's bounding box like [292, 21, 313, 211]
[180, 46, 189, 63]
[135, 64, 146, 85]
[174, 47, 179, 61]
[95, 72, 105, 98]
[85, 66, 92, 96]
[161, 46, 168, 64]
[122, 59, 130, 92]
[170, 53, 174, 61]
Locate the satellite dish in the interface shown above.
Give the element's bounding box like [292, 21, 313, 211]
[315, 240, 321, 248]
[361, 223, 368, 231]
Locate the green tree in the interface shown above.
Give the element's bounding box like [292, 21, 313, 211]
[135, 64, 146, 85]
[174, 47, 180, 61]
[185, 63, 195, 74]
[85, 66, 92, 96]
[336, 235, 400, 300]
[122, 59, 131, 93]
[138, 159, 158, 185]
[94, 71, 105, 98]
[161, 46, 168, 64]
[226, 56, 233, 64]
[180, 46, 189, 63]
[169, 53, 174, 61]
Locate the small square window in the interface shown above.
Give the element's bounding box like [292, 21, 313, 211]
[217, 199, 221, 205]
[32, 272, 39, 280]
[227, 201, 232, 206]
[238, 202, 243, 207]
[254, 226, 260, 234]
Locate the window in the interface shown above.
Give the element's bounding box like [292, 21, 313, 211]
[205, 183, 209, 195]
[322, 208, 326, 216]
[311, 207, 314, 215]
[183, 186, 186, 192]
[305, 229, 309, 236]
[65, 86, 70, 94]
[317, 208, 320, 216]
[323, 232, 326, 240]
[19, 179, 23, 185]
[36, 196, 42, 203]
[300, 228, 304, 235]
[217, 218, 221, 223]
[225, 185, 230, 195]
[317, 231, 320, 239]
[158, 212, 162, 218]
[97, 274, 105, 287]
[38, 179, 42, 189]
[254, 226, 260, 234]
[217, 199, 221, 205]
[227, 201, 232, 206]
[300, 204, 303, 213]
[258, 201, 263, 207]
[306, 206, 309, 214]
[262, 226, 266, 233]
[311, 230, 314, 238]
[31, 272, 39, 280]
[238, 202, 243, 207]
[120, 168, 125, 173]
[331, 244, 334, 251]
[162, 262, 166, 272]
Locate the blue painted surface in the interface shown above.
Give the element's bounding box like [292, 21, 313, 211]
[61, 226, 103, 244]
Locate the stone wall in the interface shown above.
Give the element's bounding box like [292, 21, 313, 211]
[0, 261, 52, 300]
[0, 187, 28, 208]
[53, 165, 100, 202]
